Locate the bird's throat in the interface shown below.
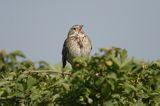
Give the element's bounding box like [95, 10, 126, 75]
[77, 36, 83, 48]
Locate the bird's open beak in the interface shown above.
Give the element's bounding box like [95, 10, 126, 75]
[78, 25, 83, 33]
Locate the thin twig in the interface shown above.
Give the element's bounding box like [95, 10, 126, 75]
[24, 69, 71, 75]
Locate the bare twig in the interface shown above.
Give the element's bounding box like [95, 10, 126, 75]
[23, 69, 71, 76]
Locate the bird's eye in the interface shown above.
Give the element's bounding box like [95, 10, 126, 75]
[73, 28, 76, 30]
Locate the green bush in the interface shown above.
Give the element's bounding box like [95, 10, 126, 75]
[0, 48, 160, 106]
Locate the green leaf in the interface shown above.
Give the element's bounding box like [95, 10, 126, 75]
[103, 100, 115, 106]
[0, 90, 4, 96]
[87, 97, 93, 104]
[14, 91, 25, 98]
[27, 76, 37, 90]
[17, 83, 24, 91]
[10, 50, 26, 58]
[154, 59, 160, 68]
[95, 77, 105, 86]
[0, 81, 10, 87]
[79, 96, 84, 102]
[120, 49, 127, 63]
[111, 56, 121, 67]
[38, 60, 50, 69]
[52, 94, 60, 102]
[124, 83, 137, 92]
[101, 83, 111, 97]
[120, 58, 133, 70]
[62, 83, 70, 91]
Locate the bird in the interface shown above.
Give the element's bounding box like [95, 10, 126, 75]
[62, 24, 92, 69]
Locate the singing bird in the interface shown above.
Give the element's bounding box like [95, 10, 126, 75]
[62, 24, 92, 68]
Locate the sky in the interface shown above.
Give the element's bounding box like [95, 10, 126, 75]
[0, 0, 159, 64]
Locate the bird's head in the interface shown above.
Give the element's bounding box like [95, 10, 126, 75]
[68, 24, 84, 37]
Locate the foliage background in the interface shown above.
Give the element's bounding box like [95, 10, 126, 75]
[0, 48, 160, 106]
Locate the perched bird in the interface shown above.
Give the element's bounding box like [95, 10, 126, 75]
[62, 24, 92, 68]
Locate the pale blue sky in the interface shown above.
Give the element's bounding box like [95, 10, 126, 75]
[0, 0, 159, 63]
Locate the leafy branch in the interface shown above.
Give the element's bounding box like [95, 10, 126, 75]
[0, 48, 160, 106]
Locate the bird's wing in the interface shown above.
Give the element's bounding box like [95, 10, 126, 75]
[86, 35, 92, 50]
[62, 39, 68, 68]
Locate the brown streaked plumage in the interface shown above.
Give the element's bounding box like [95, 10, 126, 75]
[62, 24, 92, 68]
